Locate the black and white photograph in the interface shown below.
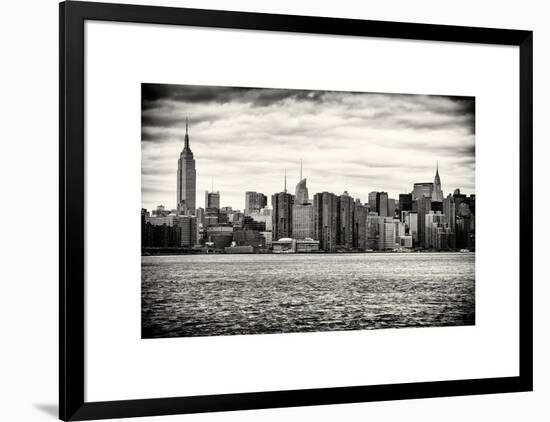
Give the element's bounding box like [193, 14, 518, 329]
[141, 83, 476, 339]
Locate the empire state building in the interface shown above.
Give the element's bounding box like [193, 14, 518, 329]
[176, 118, 196, 215]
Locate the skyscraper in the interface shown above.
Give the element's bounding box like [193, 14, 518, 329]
[368, 191, 377, 212]
[425, 211, 445, 249]
[272, 192, 294, 240]
[408, 212, 419, 244]
[272, 172, 294, 241]
[398, 193, 413, 216]
[292, 163, 314, 239]
[443, 194, 456, 245]
[176, 118, 196, 215]
[366, 212, 380, 250]
[456, 201, 473, 249]
[388, 198, 396, 218]
[245, 191, 268, 215]
[412, 182, 433, 201]
[416, 195, 432, 248]
[292, 204, 314, 239]
[376, 192, 389, 217]
[378, 217, 396, 250]
[205, 190, 220, 209]
[456, 216, 472, 250]
[248, 208, 273, 232]
[295, 160, 309, 205]
[313, 192, 339, 252]
[176, 215, 198, 247]
[339, 191, 354, 249]
[353, 201, 368, 250]
[432, 162, 444, 202]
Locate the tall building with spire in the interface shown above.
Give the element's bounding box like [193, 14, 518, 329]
[272, 170, 294, 241]
[177, 118, 196, 215]
[295, 159, 309, 205]
[292, 160, 314, 239]
[432, 162, 444, 202]
[204, 177, 220, 210]
[338, 191, 355, 249]
[205, 191, 220, 210]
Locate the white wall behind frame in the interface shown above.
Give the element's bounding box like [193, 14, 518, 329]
[2, 1, 548, 422]
[85, 19, 519, 402]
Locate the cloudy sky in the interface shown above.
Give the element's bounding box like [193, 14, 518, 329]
[142, 84, 475, 212]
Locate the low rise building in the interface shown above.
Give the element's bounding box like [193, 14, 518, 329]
[224, 245, 254, 254]
[295, 238, 320, 253]
[397, 235, 413, 248]
[272, 237, 295, 253]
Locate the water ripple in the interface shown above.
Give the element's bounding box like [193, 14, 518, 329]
[142, 253, 475, 338]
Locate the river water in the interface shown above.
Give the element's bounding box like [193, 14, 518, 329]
[142, 253, 475, 338]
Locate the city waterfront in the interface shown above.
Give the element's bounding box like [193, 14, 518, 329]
[142, 252, 475, 338]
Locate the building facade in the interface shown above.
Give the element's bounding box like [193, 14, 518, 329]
[313, 192, 339, 252]
[388, 198, 396, 218]
[424, 211, 445, 249]
[368, 191, 377, 212]
[206, 225, 233, 249]
[408, 212, 419, 244]
[398, 193, 413, 216]
[366, 212, 380, 250]
[245, 191, 268, 215]
[416, 196, 432, 248]
[292, 173, 313, 239]
[143, 214, 197, 248]
[177, 216, 197, 247]
[248, 209, 273, 232]
[272, 191, 294, 241]
[205, 190, 220, 209]
[443, 194, 457, 247]
[260, 231, 273, 247]
[398, 235, 413, 248]
[292, 204, 314, 239]
[176, 119, 196, 215]
[378, 217, 396, 250]
[376, 192, 389, 217]
[295, 178, 309, 205]
[233, 229, 265, 249]
[295, 238, 320, 252]
[339, 191, 355, 249]
[412, 182, 433, 201]
[353, 202, 368, 250]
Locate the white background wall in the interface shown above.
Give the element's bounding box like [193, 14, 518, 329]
[0, 0, 547, 421]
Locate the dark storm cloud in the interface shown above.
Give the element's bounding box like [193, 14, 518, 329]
[410, 142, 475, 157]
[392, 115, 474, 133]
[142, 83, 328, 110]
[142, 84, 247, 105]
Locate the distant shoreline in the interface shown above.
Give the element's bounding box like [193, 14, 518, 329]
[142, 249, 475, 257]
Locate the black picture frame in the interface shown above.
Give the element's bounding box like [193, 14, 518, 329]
[59, 1, 533, 420]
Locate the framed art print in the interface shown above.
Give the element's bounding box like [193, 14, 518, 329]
[60, 1, 533, 420]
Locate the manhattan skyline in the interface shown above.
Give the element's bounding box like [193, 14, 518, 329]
[142, 84, 475, 212]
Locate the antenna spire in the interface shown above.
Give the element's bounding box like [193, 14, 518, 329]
[184, 117, 190, 150]
[284, 169, 287, 193]
[300, 159, 303, 181]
